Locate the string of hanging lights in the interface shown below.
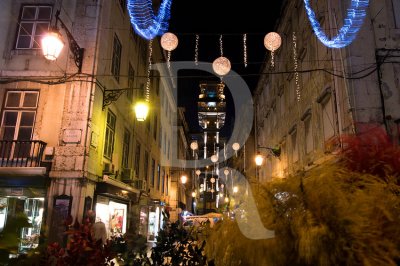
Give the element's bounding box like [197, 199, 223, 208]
[127, 0, 173, 40]
[303, 0, 369, 48]
[292, 31, 301, 101]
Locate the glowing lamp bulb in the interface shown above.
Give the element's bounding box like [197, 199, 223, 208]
[212, 56, 231, 76]
[41, 31, 64, 61]
[191, 191, 196, 198]
[233, 186, 238, 193]
[224, 197, 229, 203]
[255, 154, 264, 166]
[134, 101, 149, 121]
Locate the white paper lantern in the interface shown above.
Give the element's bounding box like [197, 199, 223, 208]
[211, 154, 218, 163]
[190, 141, 198, 151]
[161, 32, 178, 51]
[210, 177, 216, 183]
[264, 32, 282, 51]
[212, 56, 231, 76]
[224, 169, 229, 176]
[195, 169, 201, 176]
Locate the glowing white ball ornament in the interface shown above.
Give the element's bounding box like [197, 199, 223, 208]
[264, 32, 282, 51]
[224, 169, 230, 176]
[160, 32, 178, 51]
[211, 154, 218, 163]
[212, 56, 231, 76]
[210, 177, 216, 183]
[190, 141, 198, 151]
[195, 169, 201, 176]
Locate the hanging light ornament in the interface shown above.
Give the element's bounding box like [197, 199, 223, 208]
[292, 31, 301, 102]
[264, 32, 282, 68]
[190, 141, 198, 156]
[224, 169, 230, 176]
[194, 34, 199, 65]
[232, 142, 240, 157]
[243, 33, 248, 67]
[210, 177, 216, 183]
[127, 0, 173, 40]
[195, 169, 201, 176]
[211, 154, 218, 163]
[303, 0, 369, 48]
[212, 35, 231, 76]
[160, 32, 178, 68]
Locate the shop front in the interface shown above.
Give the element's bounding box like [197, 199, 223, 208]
[146, 200, 165, 242]
[94, 181, 138, 239]
[0, 174, 47, 254]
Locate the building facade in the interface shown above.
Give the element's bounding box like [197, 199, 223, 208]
[254, 0, 400, 181]
[0, 0, 176, 252]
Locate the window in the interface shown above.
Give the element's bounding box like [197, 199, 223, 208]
[161, 168, 165, 193]
[118, 0, 127, 12]
[122, 129, 130, 168]
[157, 164, 161, 190]
[150, 70, 160, 95]
[151, 159, 155, 187]
[144, 151, 149, 181]
[166, 175, 169, 195]
[393, 0, 400, 28]
[153, 115, 158, 140]
[16, 5, 52, 49]
[304, 116, 313, 154]
[111, 34, 122, 82]
[290, 128, 298, 162]
[127, 63, 135, 102]
[1, 90, 39, 152]
[104, 111, 116, 159]
[321, 96, 335, 141]
[134, 142, 141, 178]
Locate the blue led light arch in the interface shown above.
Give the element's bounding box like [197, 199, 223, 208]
[127, 0, 172, 40]
[303, 0, 369, 48]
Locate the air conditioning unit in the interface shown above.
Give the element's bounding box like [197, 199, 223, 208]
[121, 168, 134, 182]
[103, 162, 115, 174]
[133, 179, 147, 191]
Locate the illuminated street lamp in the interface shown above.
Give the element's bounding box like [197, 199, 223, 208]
[255, 153, 264, 166]
[191, 191, 196, 198]
[134, 101, 149, 121]
[180, 175, 187, 184]
[41, 10, 84, 72]
[254, 146, 281, 165]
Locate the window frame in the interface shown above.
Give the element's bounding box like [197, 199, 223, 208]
[15, 5, 52, 49]
[103, 110, 116, 159]
[111, 34, 122, 82]
[122, 128, 130, 168]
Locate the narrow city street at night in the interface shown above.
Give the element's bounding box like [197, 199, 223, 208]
[0, 0, 399, 265]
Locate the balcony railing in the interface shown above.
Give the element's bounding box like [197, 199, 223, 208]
[0, 140, 47, 167]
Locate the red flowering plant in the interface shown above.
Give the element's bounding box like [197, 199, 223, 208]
[340, 125, 400, 180]
[44, 219, 117, 266]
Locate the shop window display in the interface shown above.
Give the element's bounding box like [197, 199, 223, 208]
[95, 199, 127, 238]
[0, 195, 44, 253]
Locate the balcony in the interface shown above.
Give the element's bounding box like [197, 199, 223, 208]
[0, 140, 47, 168]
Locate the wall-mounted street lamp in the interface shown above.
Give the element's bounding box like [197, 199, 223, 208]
[101, 87, 149, 121]
[41, 10, 84, 72]
[255, 146, 281, 166]
[180, 175, 187, 184]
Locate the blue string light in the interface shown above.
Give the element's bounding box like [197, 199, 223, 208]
[127, 0, 172, 40]
[303, 0, 369, 48]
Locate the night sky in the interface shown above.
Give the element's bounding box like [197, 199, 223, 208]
[167, 0, 284, 137]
